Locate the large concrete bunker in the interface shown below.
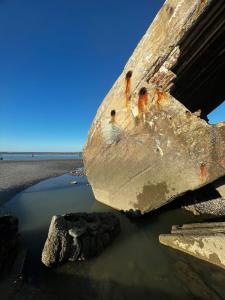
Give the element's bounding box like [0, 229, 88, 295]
[84, 0, 225, 214]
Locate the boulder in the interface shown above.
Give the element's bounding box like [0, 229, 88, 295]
[41, 212, 120, 267]
[41, 215, 72, 267]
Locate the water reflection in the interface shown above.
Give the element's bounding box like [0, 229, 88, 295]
[3, 175, 225, 299]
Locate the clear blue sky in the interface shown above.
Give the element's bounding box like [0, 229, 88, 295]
[0, 0, 224, 152]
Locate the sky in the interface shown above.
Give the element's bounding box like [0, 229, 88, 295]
[0, 0, 224, 152]
[208, 102, 225, 125]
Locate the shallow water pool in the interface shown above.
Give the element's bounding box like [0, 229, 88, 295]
[3, 175, 225, 299]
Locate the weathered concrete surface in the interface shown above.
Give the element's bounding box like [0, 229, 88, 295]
[42, 213, 120, 267]
[84, 0, 225, 214]
[213, 177, 225, 198]
[182, 178, 225, 216]
[159, 222, 225, 270]
[184, 197, 225, 216]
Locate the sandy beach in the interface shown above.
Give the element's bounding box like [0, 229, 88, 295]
[0, 159, 83, 205]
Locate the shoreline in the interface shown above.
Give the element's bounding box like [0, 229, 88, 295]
[0, 159, 83, 206]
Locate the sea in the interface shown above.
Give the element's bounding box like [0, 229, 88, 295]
[0, 152, 82, 161]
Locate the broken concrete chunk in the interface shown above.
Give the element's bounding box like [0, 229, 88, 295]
[213, 177, 225, 199]
[41, 213, 120, 267]
[83, 0, 225, 214]
[159, 222, 225, 270]
[41, 215, 72, 267]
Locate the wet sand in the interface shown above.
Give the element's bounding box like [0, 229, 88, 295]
[0, 159, 83, 205]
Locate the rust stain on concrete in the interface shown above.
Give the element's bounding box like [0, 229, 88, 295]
[200, 163, 208, 183]
[138, 87, 148, 118]
[110, 110, 116, 124]
[125, 71, 132, 108]
[155, 89, 166, 110]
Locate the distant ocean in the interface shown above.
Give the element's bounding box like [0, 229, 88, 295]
[0, 153, 82, 161]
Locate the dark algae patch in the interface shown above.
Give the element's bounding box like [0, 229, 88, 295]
[136, 182, 170, 212]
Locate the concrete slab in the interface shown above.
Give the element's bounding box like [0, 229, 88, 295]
[159, 222, 225, 270]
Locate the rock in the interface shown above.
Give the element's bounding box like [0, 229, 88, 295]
[41, 212, 120, 267]
[69, 227, 86, 238]
[70, 181, 77, 185]
[83, 0, 225, 214]
[41, 215, 72, 267]
[159, 222, 225, 270]
[70, 167, 86, 177]
[68, 229, 81, 261]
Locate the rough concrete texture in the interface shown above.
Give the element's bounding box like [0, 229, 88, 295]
[183, 178, 225, 216]
[42, 213, 120, 267]
[184, 197, 225, 216]
[159, 222, 225, 270]
[213, 177, 225, 198]
[84, 0, 225, 213]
